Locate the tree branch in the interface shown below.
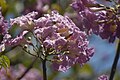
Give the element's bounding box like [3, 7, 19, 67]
[17, 57, 38, 80]
[109, 40, 120, 80]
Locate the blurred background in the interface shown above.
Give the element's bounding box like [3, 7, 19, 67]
[0, 0, 120, 80]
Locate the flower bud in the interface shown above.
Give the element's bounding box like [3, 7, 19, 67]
[23, 44, 28, 49]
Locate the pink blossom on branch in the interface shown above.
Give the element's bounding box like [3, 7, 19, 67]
[34, 11, 94, 72]
[10, 11, 38, 30]
[0, 11, 37, 52]
[71, 0, 120, 42]
[1, 6, 94, 72]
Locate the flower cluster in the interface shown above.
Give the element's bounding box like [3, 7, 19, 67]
[4, 30, 28, 46]
[10, 11, 38, 30]
[34, 11, 94, 72]
[5, 11, 39, 47]
[0, 8, 8, 52]
[98, 74, 108, 80]
[0, 0, 119, 79]
[0, 11, 38, 52]
[71, 0, 120, 42]
[1, 7, 94, 72]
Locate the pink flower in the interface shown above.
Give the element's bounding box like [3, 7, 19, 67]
[34, 11, 94, 72]
[98, 74, 108, 80]
[71, 0, 120, 42]
[10, 11, 38, 30]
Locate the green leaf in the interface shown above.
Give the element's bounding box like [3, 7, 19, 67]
[79, 64, 94, 75]
[0, 55, 10, 70]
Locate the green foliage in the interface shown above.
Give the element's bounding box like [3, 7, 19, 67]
[0, 55, 10, 70]
[0, 0, 7, 14]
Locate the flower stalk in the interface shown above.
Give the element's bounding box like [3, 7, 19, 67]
[42, 59, 47, 80]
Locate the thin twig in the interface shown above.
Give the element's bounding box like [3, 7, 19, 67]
[19, 45, 38, 57]
[20, 45, 43, 61]
[109, 40, 120, 80]
[17, 57, 38, 80]
[23, 48, 38, 57]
